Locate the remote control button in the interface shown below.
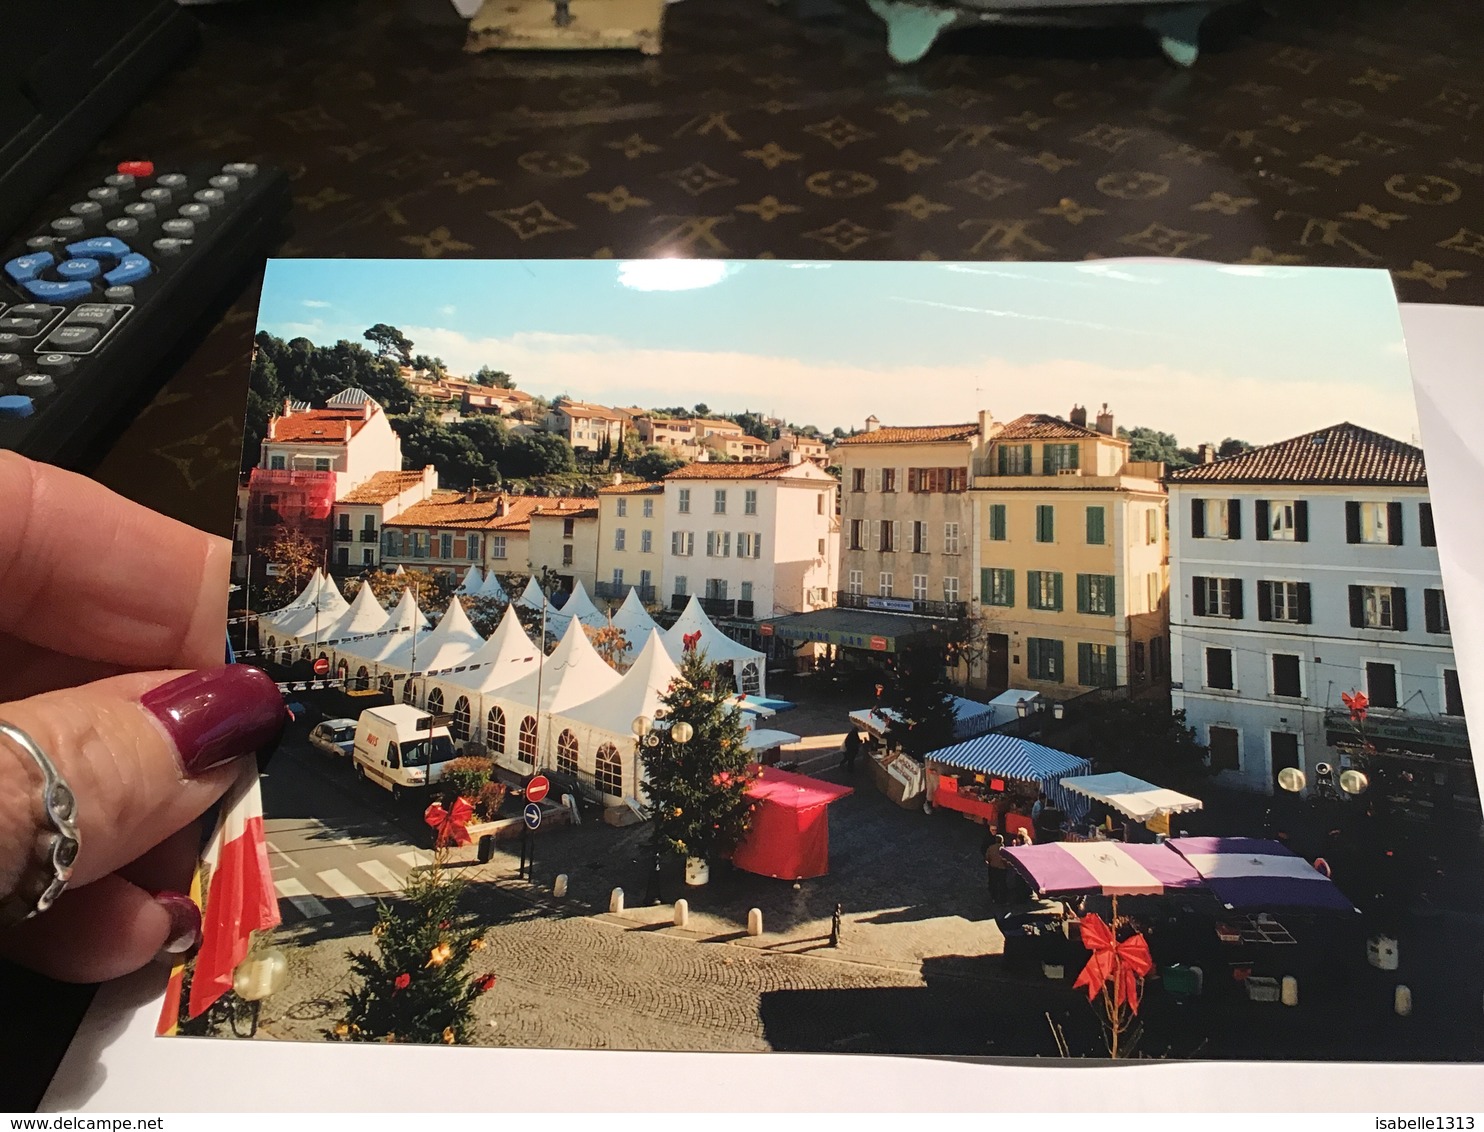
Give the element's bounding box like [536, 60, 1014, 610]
[222, 162, 258, 178]
[70, 201, 104, 220]
[157, 173, 188, 189]
[25, 236, 62, 251]
[66, 304, 123, 329]
[88, 187, 120, 205]
[15, 373, 55, 396]
[23, 280, 93, 302]
[0, 317, 42, 335]
[105, 173, 136, 189]
[117, 160, 154, 178]
[104, 286, 135, 303]
[50, 217, 86, 237]
[43, 326, 102, 352]
[0, 334, 20, 350]
[35, 353, 76, 375]
[124, 201, 156, 220]
[5, 252, 55, 283]
[151, 238, 188, 257]
[10, 304, 56, 318]
[0, 395, 35, 419]
[162, 218, 195, 238]
[178, 203, 211, 222]
[193, 188, 226, 207]
[105, 254, 154, 285]
[140, 188, 171, 205]
[56, 259, 102, 282]
[209, 174, 240, 193]
[106, 218, 140, 237]
[0, 353, 21, 375]
[66, 237, 131, 259]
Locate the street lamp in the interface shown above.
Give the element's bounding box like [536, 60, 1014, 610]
[1053, 702, 1065, 721]
[1276, 766, 1308, 794]
[633, 714, 693, 904]
[1339, 768, 1370, 795]
[1016, 699, 1029, 719]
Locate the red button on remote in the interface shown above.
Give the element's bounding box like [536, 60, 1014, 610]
[117, 161, 154, 178]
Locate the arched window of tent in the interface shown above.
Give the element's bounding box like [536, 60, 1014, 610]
[402, 679, 417, 705]
[517, 716, 538, 764]
[379, 673, 394, 696]
[486, 706, 506, 753]
[556, 729, 579, 776]
[595, 743, 622, 796]
[740, 661, 761, 696]
[266, 636, 276, 651]
[336, 660, 349, 685]
[356, 666, 371, 691]
[452, 697, 472, 742]
[301, 646, 313, 662]
[427, 688, 444, 717]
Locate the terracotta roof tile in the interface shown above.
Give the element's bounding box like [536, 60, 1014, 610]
[339, 470, 428, 505]
[532, 502, 600, 519]
[267, 409, 372, 444]
[557, 400, 625, 421]
[597, 481, 666, 495]
[1165, 422, 1427, 487]
[995, 413, 1104, 441]
[663, 461, 809, 481]
[832, 423, 980, 446]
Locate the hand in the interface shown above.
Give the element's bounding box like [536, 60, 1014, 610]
[0, 452, 285, 983]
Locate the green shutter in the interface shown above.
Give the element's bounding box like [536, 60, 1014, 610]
[1069, 444, 1080, 470]
[1005, 569, 1015, 608]
[994, 504, 1006, 540]
[1022, 445, 1033, 472]
[997, 447, 1007, 475]
[1027, 570, 1041, 609]
[1050, 639, 1064, 679]
[1077, 574, 1090, 614]
[1078, 642, 1093, 685]
[1027, 637, 1041, 677]
[1053, 572, 1064, 611]
[1106, 645, 1118, 688]
[1105, 576, 1116, 616]
[1086, 506, 1105, 545]
[980, 568, 991, 603]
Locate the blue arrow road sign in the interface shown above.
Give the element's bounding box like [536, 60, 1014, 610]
[523, 802, 542, 830]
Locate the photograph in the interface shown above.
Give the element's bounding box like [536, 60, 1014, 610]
[160, 258, 1479, 1064]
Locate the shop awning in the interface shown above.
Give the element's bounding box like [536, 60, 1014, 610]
[926, 733, 1092, 816]
[744, 729, 802, 752]
[1003, 842, 1205, 897]
[850, 696, 996, 741]
[762, 608, 942, 653]
[1058, 772, 1204, 823]
[1167, 837, 1357, 913]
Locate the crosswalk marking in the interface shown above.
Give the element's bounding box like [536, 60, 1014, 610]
[274, 877, 330, 920]
[317, 869, 375, 907]
[265, 840, 297, 870]
[358, 859, 405, 894]
[398, 850, 432, 870]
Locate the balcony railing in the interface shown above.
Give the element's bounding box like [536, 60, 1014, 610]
[334, 529, 354, 542]
[595, 582, 656, 603]
[359, 529, 378, 542]
[672, 594, 741, 618]
[835, 590, 968, 619]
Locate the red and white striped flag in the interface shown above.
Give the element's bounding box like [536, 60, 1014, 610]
[187, 764, 281, 1019]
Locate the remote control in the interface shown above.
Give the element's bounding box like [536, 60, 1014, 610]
[0, 159, 291, 468]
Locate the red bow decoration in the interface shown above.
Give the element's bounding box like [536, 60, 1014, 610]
[424, 796, 475, 847]
[1072, 913, 1154, 1014]
[682, 630, 702, 653]
[1341, 690, 1369, 722]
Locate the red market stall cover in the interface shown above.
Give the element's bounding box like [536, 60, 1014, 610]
[731, 767, 853, 881]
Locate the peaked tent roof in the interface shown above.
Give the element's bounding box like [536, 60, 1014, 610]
[663, 596, 765, 667]
[476, 571, 509, 602]
[559, 630, 682, 735]
[548, 579, 606, 630]
[441, 606, 542, 694]
[609, 590, 661, 655]
[493, 617, 622, 716]
[262, 569, 324, 626]
[317, 582, 388, 642]
[334, 589, 430, 667]
[1165, 422, 1426, 487]
[381, 596, 485, 676]
[516, 576, 548, 612]
[1003, 842, 1205, 898]
[454, 565, 484, 595]
[273, 572, 351, 639]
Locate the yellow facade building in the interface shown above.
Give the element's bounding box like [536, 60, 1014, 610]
[593, 480, 666, 608]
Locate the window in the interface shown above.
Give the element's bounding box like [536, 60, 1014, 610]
[881, 468, 897, 493]
[1086, 506, 1105, 545]
[1077, 643, 1117, 688]
[1444, 669, 1464, 716]
[1205, 647, 1234, 690]
[908, 467, 967, 493]
[643, 498, 654, 519]
[1257, 580, 1310, 624]
[1145, 508, 1160, 545]
[818, 493, 827, 515]
[595, 743, 622, 795]
[1192, 576, 1244, 619]
[616, 498, 628, 517]
[943, 575, 959, 603]
[614, 528, 626, 551]
[1150, 637, 1164, 680]
[556, 729, 579, 776]
[1346, 500, 1402, 545]
[849, 519, 865, 551]
[1272, 654, 1302, 698]
[674, 575, 688, 596]
[517, 716, 538, 763]
[848, 569, 863, 595]
[612, 568, 625, 587]
[740, 581, 753, 603]
[706, 530, 732, 557]
[1042, 443, 1079, 473]
[912, 574, 928, 602]
[1366, 661, 1399, 709]
[879, 520, 898, 552]
[911, 521, 927, 554]
[997, 444, 1032, 475]
[468, 535, 480, 560]
[678, 488, 691, 514]
[738, 532, 757, 558]
[981, 568, 1014, 607]
[427, 688, 444, 717]
[1420, 502, 1436, 547]
[451, 697, 472, 742]
[1425, 589, 1450, 634]
[1350, 585, 1408, 631]
[490, 535, 507, 559]
[944, 522, 960, 554]
[1035, 505, 1055, 543]
[641, 529, 652, 553]
[1026, 637, 1063, 681]
[714, 489, 727, 514]
[1146, 572, 1160, 614]
[440, 533, 453, 559]
[1077, 574, 1115, 616]
[671, 531, 695, 556]
[988, 504, 1007, 541]
[269, 454, 286, 470]
[1133, 641, 1146, 676]
[363, 549, 375, 565]
[879, 572, 894, 597]
[742, 488, 758, 515]
[1208, 726, 1240, 772]
[704, 578, 728, 601]
[1256, 499, 1307, 542]
[562, 518, 575, 538]
[817, 538, 825, 557]
[314, 457, 332, 472]
[1190, 498, 1240, 539]
[1027, 570, 1063, 612]
[562, 546, 574, 566]
[852, 467, 866, 492]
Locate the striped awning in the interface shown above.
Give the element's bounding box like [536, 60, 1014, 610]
[925, 733, 1092, 819]
[1167, 837, 1358, 913]
[1003, 842, 1206, 897]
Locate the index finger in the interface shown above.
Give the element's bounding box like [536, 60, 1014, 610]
[0, 451, 230, 671]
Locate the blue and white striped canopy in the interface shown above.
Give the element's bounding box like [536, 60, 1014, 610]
[926, 733, 1093, 819]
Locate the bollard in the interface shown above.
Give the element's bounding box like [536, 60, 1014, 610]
[1281, 975, 1299, 1007]
[554, 873, 568, 899]
[830, 903, 842, 948]
[674, 899, 689, 928]
[477, 835, 495, 864]
[747, 907, 763, 936]
[610, 887, 624, 914]
[1394, 985, 1412, 1016]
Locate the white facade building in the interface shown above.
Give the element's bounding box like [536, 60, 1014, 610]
[259, 388, 403, 498]
[1167, 423, 1466, 796]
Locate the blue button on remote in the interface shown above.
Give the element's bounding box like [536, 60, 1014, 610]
[0, 395, 36, 419]
[22, 280, 93, 302]
[104, 254, 153, 286]
[65, 237, 132, 259]
[56, 258, 102, 281]
[5, 252, 55, 284]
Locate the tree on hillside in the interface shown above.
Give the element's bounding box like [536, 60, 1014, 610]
[693, 403, 710, 416]
[831, 426, 847, 439]
[411, 355, 449, 379]
[880, 644, 958, 762]
[364, 323, 415, 364]
[630, 446, 686, 481]
[1117, 425, 1198, 470]
[453, 416, 509, 479]
[472, 365, 516, 390]
[391, 412, 486, 489]
[504, 431, 577, 479]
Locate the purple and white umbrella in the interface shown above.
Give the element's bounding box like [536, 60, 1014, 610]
[1002, 842, 1206, 897]
[1166, 837, 1357, 913]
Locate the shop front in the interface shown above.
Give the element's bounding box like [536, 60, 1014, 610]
[923, 732, 1092, 840]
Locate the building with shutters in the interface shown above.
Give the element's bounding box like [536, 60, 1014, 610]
[594, 479, 666, 607]
[1166, 422, 1467, 797]
[528, 500, 601, 598]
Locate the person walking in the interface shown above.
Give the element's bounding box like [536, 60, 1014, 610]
[842, 727, 862, 771]
[985, 834, 1009, 904]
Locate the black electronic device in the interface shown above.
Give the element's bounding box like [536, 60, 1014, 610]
[0, 160, 291, 468]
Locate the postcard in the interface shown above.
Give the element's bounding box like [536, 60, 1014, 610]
[160, 259, 1480, 1064]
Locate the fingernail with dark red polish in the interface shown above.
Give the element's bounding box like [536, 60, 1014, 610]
[142, 665, 286, 777]
[153, 891, 201, 959]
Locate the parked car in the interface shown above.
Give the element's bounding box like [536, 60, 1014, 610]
[308, 718, 358, 758]
[351, 705, 457, 800]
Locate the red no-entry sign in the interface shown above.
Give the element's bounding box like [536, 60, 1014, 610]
[525, 774, 550, 804]
[313, 657, 330, 677]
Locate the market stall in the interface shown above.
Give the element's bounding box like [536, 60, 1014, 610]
[475, 570, 509, 603]
[743, 728, 803, 766]
[730, 766, 853, 881]
[1166, 837, 1358, 914]
[329, 589, 429, 680]
[849, 695, 996, 743]
[924, 733, 1092, 833]
[1003, 841, 1206, 898]
[1059, 771, 1204, 841]
[664, 596, 768, 698]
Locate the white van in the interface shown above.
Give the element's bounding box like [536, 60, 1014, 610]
[352, 705, 457, 799]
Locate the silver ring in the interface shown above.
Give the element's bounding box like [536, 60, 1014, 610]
[0, 721, 81, 926]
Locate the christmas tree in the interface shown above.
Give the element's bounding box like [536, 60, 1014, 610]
[880, 641, 958, 761]
[640, 648, 760, 864]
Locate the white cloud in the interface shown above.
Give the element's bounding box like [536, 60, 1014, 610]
[617, 259, 734, 292]
[440, 305, 458, 316]
[398, 325, 1420, 445]
[301, 299, 332, 309]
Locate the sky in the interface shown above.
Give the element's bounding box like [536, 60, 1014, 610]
[256, 259, 1421, 448]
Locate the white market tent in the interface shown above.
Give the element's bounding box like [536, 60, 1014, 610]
[261, 569, 324, 627]
[1058, 772, 1204, 824]
[333, 589, 431, 679]
[516, 576, 548, 612]
[984, 688, 1046, 730]
[663, 596, 767, 697]
[850, 696, 996, 742]
[388, 598, 486, 699]
[745, 728, 802, 753]
[272, 573, 351, 644]
[547, 579, 607, 630]
[476, 571, 509, 602]
[608, 590, 661, 664]
[316, 583, 387, 645]
[454, 565, 484, 595]
[427, 606, 542, 742]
